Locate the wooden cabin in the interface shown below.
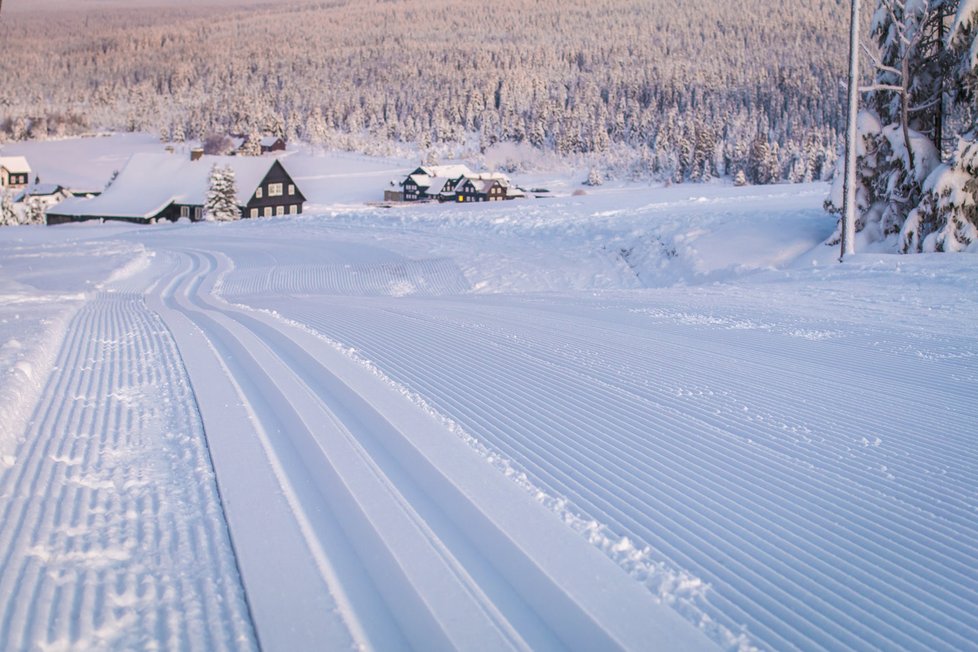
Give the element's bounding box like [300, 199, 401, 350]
[47, 152, 306, 225]
[0, 157, 32, 190]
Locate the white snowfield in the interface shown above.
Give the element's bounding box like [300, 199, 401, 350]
[1, 181, 977, 652]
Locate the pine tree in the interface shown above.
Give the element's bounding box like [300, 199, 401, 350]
[240, 128, 262, 156]
[204, 164, 240, 222]
[0, 190, 19, 226]
[900, 1, 978, 251]
[23, 197, 46, 225]
[827, 0, 978, 252]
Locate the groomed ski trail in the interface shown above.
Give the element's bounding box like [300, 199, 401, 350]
[237, 290, 978, 652]
[149, 248, 713, 652]
[0, 292, 256, 652]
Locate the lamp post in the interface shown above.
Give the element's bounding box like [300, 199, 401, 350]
[840, 0, 860, 262]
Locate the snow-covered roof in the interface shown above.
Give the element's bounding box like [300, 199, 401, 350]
[14, 184, 66, 202]
[417, 164, 473, 179]
[50, 153, 291, 219]
[426, 177, 460, 195]
[0, 156, 31, 174]
[260, 136, 283, 147]
[456, 174, 511, 193]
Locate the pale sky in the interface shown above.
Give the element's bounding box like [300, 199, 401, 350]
[3, 0, 296, 11]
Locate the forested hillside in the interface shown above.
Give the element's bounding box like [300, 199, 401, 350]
[0, 0, 851, 182]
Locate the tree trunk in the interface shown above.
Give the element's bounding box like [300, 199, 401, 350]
[841, 0, 860, 261]
[901, 53, 916, 174]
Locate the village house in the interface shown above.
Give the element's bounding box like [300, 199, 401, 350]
[0, 156, 32, 190]
[452, 174, 512, 202]
[399, 165, 520, 203]
[401, 165, 473, 201]
[228, 134, 287, 156]
[47, 151, 305, 225]
[259, 136, 287, 154]
[15, 183, 72, 210]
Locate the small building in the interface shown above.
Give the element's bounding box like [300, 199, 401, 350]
[398, 165, 519, 203]
[260, 136, 287, 154]
[0, 157, 32, 190]
[452, 174, 511, 203]
[400, 165, 474, 201]
[47, 151, 306, 225]
[15, 183, 72, 209]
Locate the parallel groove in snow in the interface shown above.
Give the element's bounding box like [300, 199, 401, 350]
[157, 249, 712, 652]
[217, 259, 469, 298]
[246, 289, 978, 652]
[0, 293, 256, 652]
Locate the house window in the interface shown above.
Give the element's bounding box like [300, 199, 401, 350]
[288, 184, 295, 196]
[458, 195, 464, 202]
[250, 208, 258, 218]
[194, 207, 202, 220]
[276, 205, 284, 216]
[264, 206, 272, 217]
[290, 205, 298, 215]
[256, 187, 263, 199]
[180, 206, 189, 218]
[268, 183, 283, 197]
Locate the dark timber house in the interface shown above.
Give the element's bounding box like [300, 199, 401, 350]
[47, 152, 305, 225]
[401, 165, 474, 201]
[399, 165, 518, 203]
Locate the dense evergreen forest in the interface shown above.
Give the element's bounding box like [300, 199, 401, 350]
[0, 0, 852, 183]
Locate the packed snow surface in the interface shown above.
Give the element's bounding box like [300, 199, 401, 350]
[1, 169, 976, 651]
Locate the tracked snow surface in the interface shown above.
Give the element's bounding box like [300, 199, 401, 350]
[1, 179, 977, 652]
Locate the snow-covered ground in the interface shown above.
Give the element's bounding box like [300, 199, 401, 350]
[0, 140, 976, 651]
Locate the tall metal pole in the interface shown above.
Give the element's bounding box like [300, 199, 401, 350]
[840, 0, 860, 261]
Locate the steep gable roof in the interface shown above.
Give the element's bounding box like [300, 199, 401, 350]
[0, 156, 31, 174]
[50, 153, 295, 220]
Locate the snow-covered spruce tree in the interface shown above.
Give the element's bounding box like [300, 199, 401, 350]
[239, 128, 262, 157]
[901, 138, 978, 250]
[900, 1, 978, 251]
[826, 0, 976, 250]
[23, 197, 46, 225]
[826, 111, 885, 242]
[0, 190, 19, 226]
[204, 164, 240, 222]
[584, 168, 604, 186]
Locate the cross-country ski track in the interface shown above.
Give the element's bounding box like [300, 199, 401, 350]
[0, 291, 255, 651]
[1, 194, 977, 652]
[145, 247, 711, 651]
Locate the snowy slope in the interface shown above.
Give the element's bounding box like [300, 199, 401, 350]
[1, 177, 976, 651]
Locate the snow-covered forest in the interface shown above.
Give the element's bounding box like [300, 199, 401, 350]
[0, 0, 849, 183]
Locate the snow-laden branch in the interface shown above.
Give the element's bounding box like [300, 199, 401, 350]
[860, 84, 905, 93]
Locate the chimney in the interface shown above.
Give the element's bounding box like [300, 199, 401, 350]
[190, 147, 204, 162]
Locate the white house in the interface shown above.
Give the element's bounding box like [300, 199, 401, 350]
[0, 157, 32, 190]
